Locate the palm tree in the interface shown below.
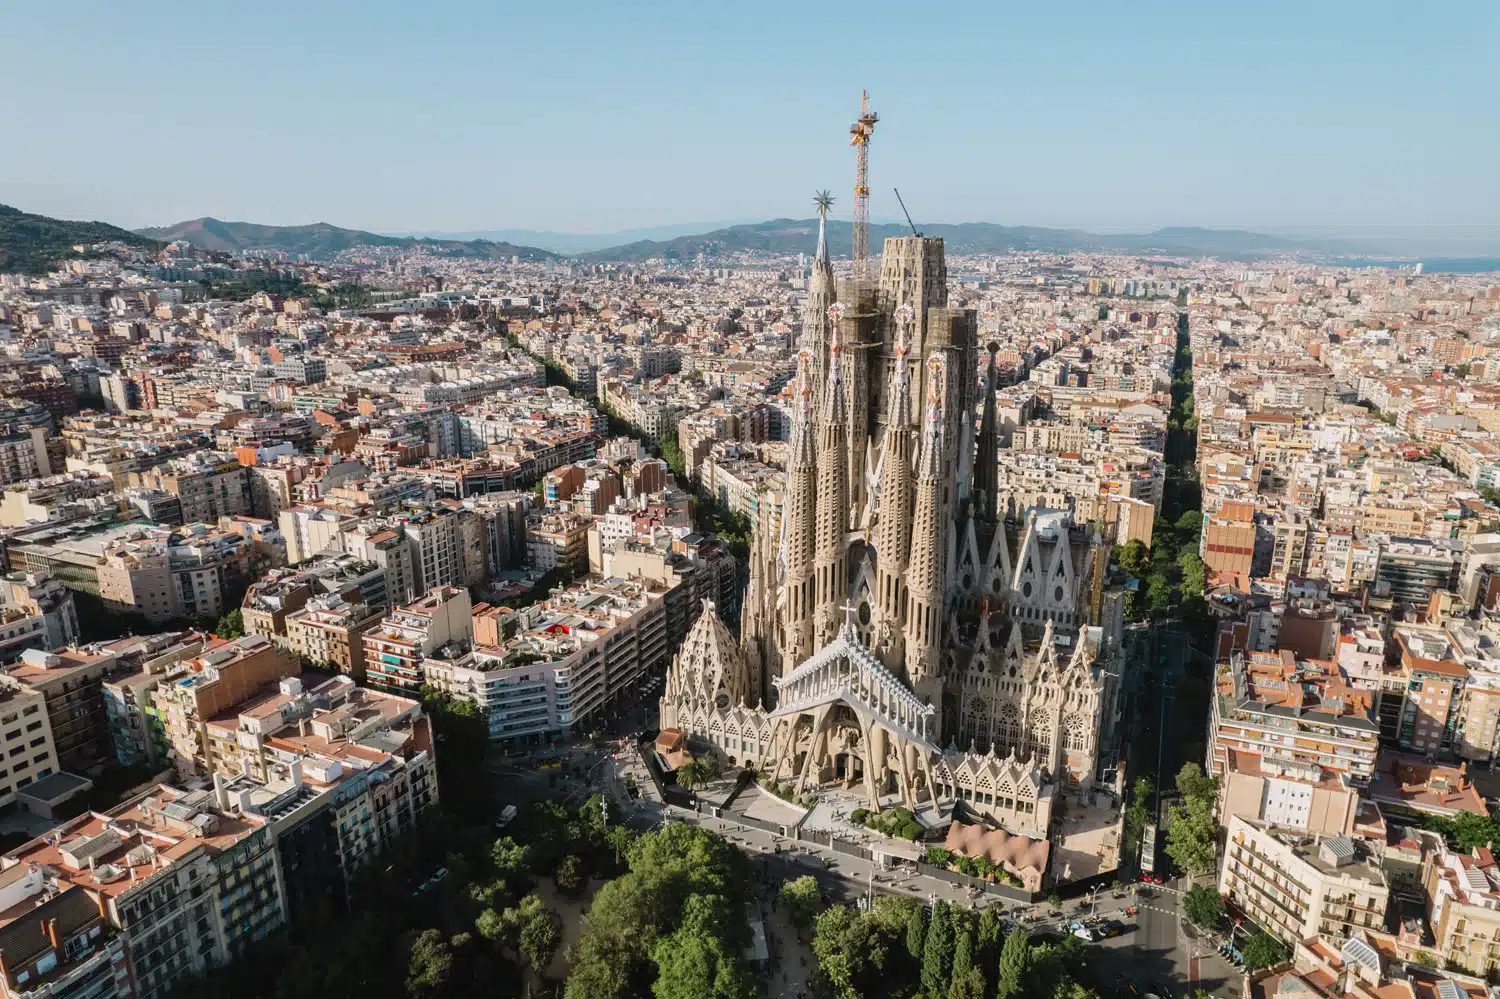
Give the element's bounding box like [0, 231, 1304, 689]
[676, 757, 706, 790]
[814, 190, 835, 220]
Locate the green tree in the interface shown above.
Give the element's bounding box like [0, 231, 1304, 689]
[1166, 763, 1220, 877]
[519, 906, 563, 972]
[921, 900, 955, 998]
[1124, 776, 1155, 853]
[406, 929, 455, 999]
[1241, 932, 1290, 972]
[675, 757, 708, 790]
[555, 854, 587, 896]
[1176, 762, 1216, 802]
[604, 824, 637, 869]
[214, 608, 245, 638]
[905, 907, 927, 963]
[948, 927, 977, 999]
[1174, 510, 1203, 539]
[650, 894, 755, 999]
[811, 905, 895, 999]
[1054, 984, 1101, 999]
[975, 908, 1001, 967]
[660, 435, 688, 480]
[1146, 574, 1174, 620]
[566, 823, 752, 999]
[1117, 539, 1149, 576]
[994, 929, 1031, 999]
[1178, 551, 1207, 598]
[1182, 883, 1225, 931]
[780, 875, 823, 933]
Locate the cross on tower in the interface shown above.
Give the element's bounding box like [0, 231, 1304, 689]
[839, 600, 860, 633]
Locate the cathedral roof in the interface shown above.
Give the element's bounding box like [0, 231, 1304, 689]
[665, 600, 749, 711]
[771, 618, 938, 753]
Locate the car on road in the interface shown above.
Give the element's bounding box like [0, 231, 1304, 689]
[1096, 920, 1126, 938]
[1067, 921, 1098, 941]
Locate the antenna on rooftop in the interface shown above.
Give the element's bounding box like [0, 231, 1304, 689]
[893, 188, 921, 238]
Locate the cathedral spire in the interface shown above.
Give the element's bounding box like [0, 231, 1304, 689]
[974, 341, 1001, 524]
[873, 303, 916, 666]
[904, 352, 948, 690]
[804, 191, 838, 401]
[779, 350, 819, 672]
[814, 302, 850, 647]
[740, 498, 779, 704]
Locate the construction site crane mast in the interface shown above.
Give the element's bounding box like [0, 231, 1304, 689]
[849, 90, 878, 281]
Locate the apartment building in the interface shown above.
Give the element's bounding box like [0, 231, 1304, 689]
[1211, 650, 1379, 834]
[0, 869, 134, 999]
[1220, 816, 1390, 947]
[1379, 628, 1469, 759]
[422, 577, 674, 748]
[401, 508, 462, 593]
[4, 699, 436, 999]
[0, 573, 78, 655]
[276, 505, 354, 564]
[5, 646, 122, 772]
[1423, 837, 1500, 977]
[96, 524, 253, 624]
[362, 586, 472, 692]
[527, 511, 590, 573]
[126, 453, 250, 526]
[240, 569, 316, 644]
[149, 636, 300, 777]
[0, 680, 59, 812]
[284, 594, 383, 680]
[99, 631, 207, 770]
[339, 524, 418, 608]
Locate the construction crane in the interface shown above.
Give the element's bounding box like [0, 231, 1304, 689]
[893, 188, 921, 238]
[848, 90, 878, 281]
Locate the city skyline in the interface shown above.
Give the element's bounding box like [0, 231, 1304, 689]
[2, 0, 1495, 236]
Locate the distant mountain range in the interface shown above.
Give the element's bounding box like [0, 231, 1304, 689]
[6, 204, 1480, 275]
[0, 203, 160, 273]
[136, 215, 1360, 263]
[578, 218, 1353, 262]
[135, 217, 557, 261]
[396, 221, 747, 255]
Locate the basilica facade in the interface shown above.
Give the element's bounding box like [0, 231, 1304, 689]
[659, 215, 1122, 830]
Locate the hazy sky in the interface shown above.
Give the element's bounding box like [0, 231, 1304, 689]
[2, 1, 1495, 235]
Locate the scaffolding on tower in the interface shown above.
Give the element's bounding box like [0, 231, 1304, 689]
[849, 90, 878, 282]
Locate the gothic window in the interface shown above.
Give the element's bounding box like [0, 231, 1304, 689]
[1062, 712, 1088, 753]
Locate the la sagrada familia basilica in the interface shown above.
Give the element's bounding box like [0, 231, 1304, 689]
[660, 132, 1125, 842]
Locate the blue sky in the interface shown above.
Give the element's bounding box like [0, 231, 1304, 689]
[1, 0, 1495, 235]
